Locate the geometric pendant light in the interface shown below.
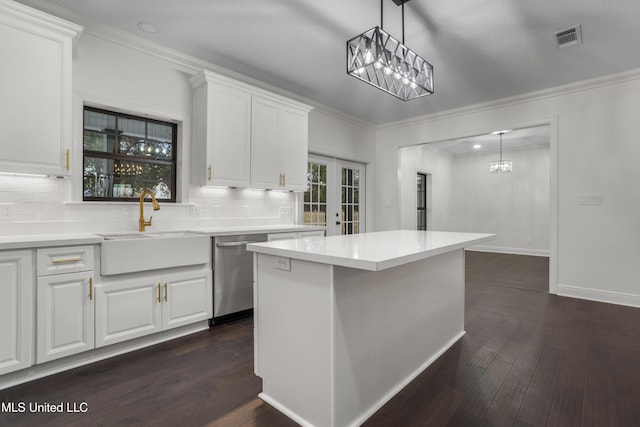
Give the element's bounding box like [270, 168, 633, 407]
[346, 0, 434, 101]
[489, 130, 513, 173]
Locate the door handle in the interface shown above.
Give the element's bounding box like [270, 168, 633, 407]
[164, 283, 168, 302]
[335, 221, 341, 225]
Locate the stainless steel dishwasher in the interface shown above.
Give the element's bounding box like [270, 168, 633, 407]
[212, 234, 267, 323]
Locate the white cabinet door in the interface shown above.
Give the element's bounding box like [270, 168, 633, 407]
[37, 271, 94, 363]
[281, 107, 309, 191]
[0, 250, 33, 376]
[191, 72, 251, 187]
[251, 96, 282, 189]
[162, 270, 212, 330]
[0, 2, 80, 176]
[251, 97, 310, 190]
[95, 277, 162, 348]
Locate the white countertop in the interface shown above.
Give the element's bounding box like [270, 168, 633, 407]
[0, 233, 104, 251]
[0, 225, 325, 251]
[247, 230, 495, 271]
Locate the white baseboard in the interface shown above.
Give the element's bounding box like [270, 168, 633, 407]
[467, 245, 549, 257]
[557, 284, 640, 308]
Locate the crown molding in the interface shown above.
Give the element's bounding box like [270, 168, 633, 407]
[377, 67, 640, 131]
[310, 105, 378, 132]
[2, 0, 82, 38]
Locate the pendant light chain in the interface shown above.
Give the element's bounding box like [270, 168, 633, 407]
[402, 1, 405, 44]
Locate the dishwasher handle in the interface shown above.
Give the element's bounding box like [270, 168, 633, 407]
[216, 240, 264, 248]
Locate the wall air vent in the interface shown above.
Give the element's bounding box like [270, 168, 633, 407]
[553, 25, 582, 49]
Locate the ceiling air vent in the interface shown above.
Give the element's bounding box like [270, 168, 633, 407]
[553, 25, 582, 49]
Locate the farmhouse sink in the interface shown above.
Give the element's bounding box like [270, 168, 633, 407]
[99, 231, 210, 275]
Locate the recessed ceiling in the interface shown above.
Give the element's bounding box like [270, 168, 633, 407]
[16, 0, 640, 125]
[428, 126, 550, 156]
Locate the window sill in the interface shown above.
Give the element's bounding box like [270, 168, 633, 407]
[64, 201, 195, 207]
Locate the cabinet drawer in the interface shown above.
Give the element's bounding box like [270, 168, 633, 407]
[267, 232, 298, 241]
[297, 230, 325, 238]
[37, 246, 94, 276]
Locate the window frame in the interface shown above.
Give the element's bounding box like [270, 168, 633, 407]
[82, 106, 178, 203]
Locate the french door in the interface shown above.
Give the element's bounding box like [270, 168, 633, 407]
[303, 155, 365, 236]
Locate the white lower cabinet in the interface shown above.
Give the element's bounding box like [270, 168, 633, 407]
[95, 269, 212, 348]
[162, 270, 213, 330]
[0, 250, 33, 376]
[36, 246, 95, 363]
[36, 271, 94, 363]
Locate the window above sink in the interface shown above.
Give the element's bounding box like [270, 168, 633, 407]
[82, 106, 178, 203]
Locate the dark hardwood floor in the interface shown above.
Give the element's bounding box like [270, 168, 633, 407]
[2, 252, 640, 426]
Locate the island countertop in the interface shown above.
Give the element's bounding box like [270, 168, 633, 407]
[247, 229, 495, 271]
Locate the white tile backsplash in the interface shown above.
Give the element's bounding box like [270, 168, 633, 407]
[0, 175, 296, 235]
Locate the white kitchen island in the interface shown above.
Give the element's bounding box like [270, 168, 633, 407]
[247, 230, 495, 427]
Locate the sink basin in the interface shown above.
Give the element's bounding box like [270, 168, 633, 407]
[99, 231, 210, 275]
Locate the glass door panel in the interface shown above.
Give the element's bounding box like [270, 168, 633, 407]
[302, 156, 365, 236]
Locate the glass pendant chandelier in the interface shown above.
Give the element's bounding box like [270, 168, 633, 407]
[346, 0, 434, 101]
[489, 131, 513, 173]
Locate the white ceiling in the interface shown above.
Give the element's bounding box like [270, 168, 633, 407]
[428, 125, 550, 156]
[18, 0, 640, 125]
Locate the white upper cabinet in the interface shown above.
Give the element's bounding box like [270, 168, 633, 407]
[280, 106, 310, 191]
[251, 96, 282, 189]
[250, 96, 310, 191]
[191, 72, 252, 187]
[190, 70, 312, 190]
[0, 1, 81, 176]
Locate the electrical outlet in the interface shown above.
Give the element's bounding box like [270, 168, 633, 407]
[243, 206, 249, 217]
[578, 193, 603, 205]
[279, 207, 292, 217]
[0, 203, 14, 218]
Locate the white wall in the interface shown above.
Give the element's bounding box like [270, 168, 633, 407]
[376, 70, 640, 307]
[449, 145, 550, 255]
[398, 144, 453, 231]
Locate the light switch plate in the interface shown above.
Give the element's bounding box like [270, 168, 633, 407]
[578, 193, 603, 205]
[0, 203, 14, 218]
